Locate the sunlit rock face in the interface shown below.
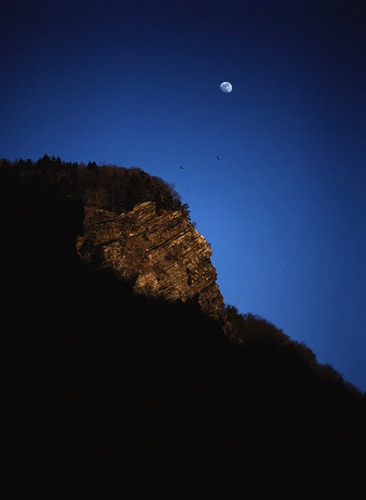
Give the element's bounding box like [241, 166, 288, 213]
[76, 201, 225, 320]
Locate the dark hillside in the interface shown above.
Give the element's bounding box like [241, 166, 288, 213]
[1, 162, 365, 498]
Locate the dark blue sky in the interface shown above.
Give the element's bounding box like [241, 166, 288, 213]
[1, 0, 365, 392]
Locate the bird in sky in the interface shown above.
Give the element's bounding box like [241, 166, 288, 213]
[216, 156, 220, 160]
[180, 166, 184, 169]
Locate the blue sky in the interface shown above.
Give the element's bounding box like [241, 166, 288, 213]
[1, 0, 365, 392]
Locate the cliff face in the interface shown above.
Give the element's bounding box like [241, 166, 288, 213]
[76, 201, 225, 320]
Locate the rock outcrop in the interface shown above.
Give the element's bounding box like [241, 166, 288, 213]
[76, 201, 225, 320]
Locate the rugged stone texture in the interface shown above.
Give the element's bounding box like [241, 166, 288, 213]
[76, 201, 225, 320]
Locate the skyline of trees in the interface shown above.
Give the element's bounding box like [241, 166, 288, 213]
[0, 154, 183, 213]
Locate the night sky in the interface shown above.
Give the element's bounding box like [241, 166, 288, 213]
[1, 0, 365, 392]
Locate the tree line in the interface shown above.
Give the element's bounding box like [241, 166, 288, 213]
[0, 154, 183, 213]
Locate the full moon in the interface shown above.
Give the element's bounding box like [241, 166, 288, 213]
[220, 81, 233, 93]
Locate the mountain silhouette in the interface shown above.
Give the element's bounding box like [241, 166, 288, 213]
[1, 157, 365, 498]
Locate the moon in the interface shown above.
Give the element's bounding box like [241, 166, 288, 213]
[220, 81, 233, 93]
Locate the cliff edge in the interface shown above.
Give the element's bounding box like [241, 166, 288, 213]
[77, 201, 225, 321]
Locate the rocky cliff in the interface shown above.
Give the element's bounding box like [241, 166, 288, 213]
[76, 201, 225, 321]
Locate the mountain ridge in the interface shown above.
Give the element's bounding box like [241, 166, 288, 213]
[1, 156, 365, 497]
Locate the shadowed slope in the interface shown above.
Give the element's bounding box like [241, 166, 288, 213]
[1, 166, 365, 498]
